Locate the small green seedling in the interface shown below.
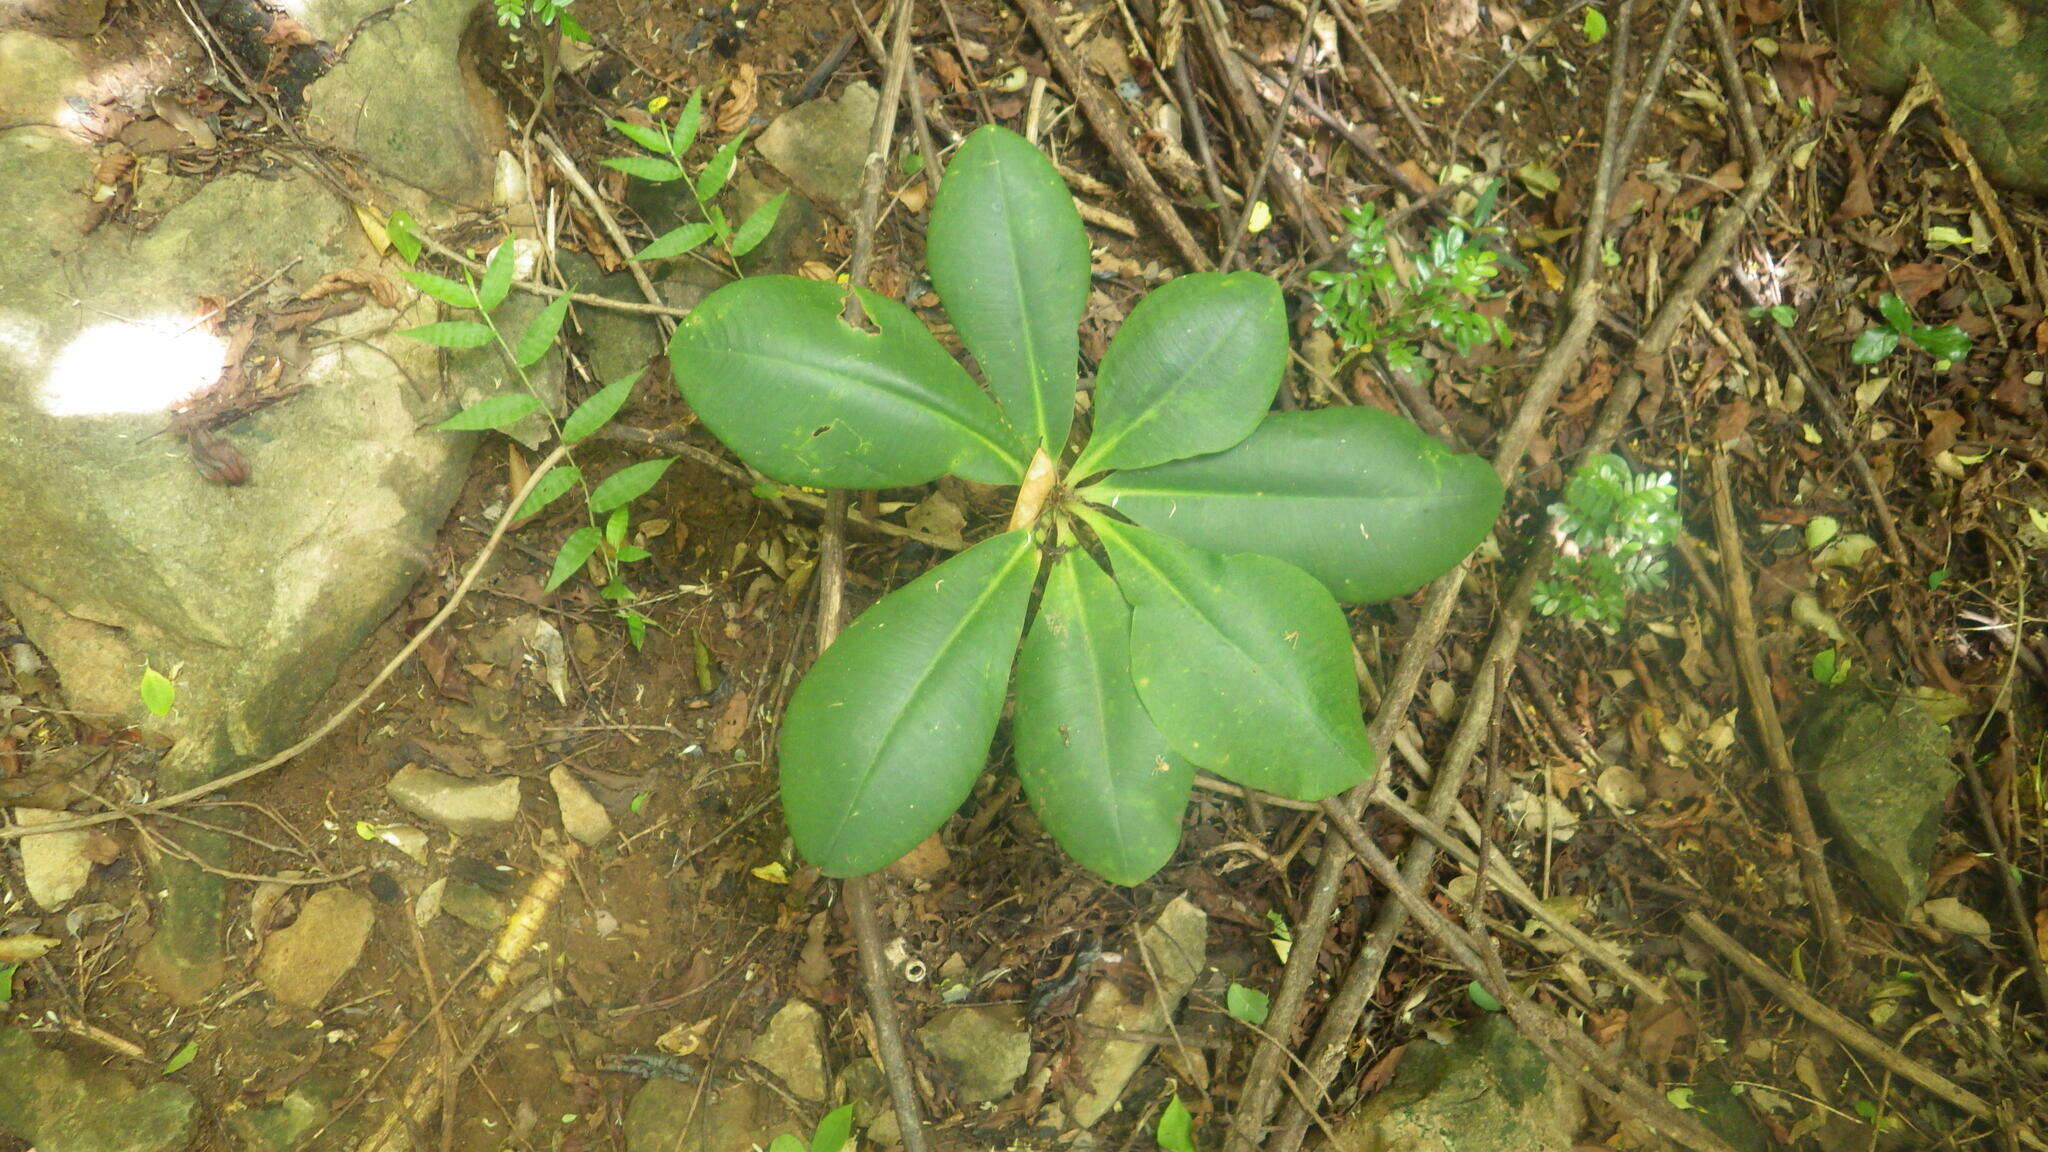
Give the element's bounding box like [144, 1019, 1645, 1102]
[493, 0, 586, 39]
[138, 666, 175, 717]
[669, 126, 1501, 884]
[1225, 983, 1270, 1026]
[1533, 454, 1676, 630]
[767, 1103, 855, 1152]
[1157, 1095, 1198, 1152]
[415, 242, 666, 649]
[603, 90, 787, 273]
[1850, 292, 1971, 368]
[1307, 188, 1513, 383]
[1745, 303, 1796, 329]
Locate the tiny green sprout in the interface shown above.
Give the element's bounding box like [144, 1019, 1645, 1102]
[1745, 303, 1795, 328]
[138, 666, 176, 717]
[1307, 187, 1514, 384]
[1225, 983, 1271, 1026]
[1157, 1095, 1198, 1152]
[1851, 292, 1971, 368]
[1534, 454, 1677, 630]
[1466, 981, 1503, 1012]
[1582, 7, 1608, 42]
[164, 1038, 199, 1075]
[1810, 648, 1850, 685]
[0, 962, 17, 1003]
[767, 1103, 855, 1152]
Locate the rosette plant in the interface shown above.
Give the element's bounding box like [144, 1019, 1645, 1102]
[669, 126, 1502, 885]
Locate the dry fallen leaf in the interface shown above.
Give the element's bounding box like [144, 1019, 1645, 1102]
[715, 63, 758, 133]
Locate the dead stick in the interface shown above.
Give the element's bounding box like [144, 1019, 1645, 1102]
[1188, 0, 1326, 253]
[1681, 911, 2042, 1145]
[1318, 808, 1743, 1152]
[1010, 0, 1210, 269]
[1708, 452, 1849, 966]
[1218, 0, 1324, 269]
[824, 4, 930, 1149]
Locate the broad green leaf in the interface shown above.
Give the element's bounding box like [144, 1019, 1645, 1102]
[730, 190, 788, 259]
[1086, 514, 1374, 801]
[402, 321, 495, 349]
[670, 276, 1028, 487]
[478, 242, 516, 312]
[927, 124, 1090, 453]
[139, 667, 175, 716]
[517, 464, 581, 520]
[1073, 271, 1286, 475]
[1582, 7, 1607, 43]
[1226, 982, 1270, 1025]
[1877, 292, 1913, 333]
[811, 1104, 856, 1152]
[673, 89, 704, 154]
[1013, 550, 1191, 886]
[1085, 408, 1503, 604]
[563, 369, 643, 443]
[515, 293, 572, 368]
[401, 269, 477, 309]
[779, 531, 1037, 876]
[547, 526, 602, 591]
[768, 1138, 805, 1152]
[1850, 327, 1899, 364]
[1910, 323, 1971, 363]
[438, 393, 543, 431]
[605, 507, 629, 548]
[697, 133, 745, 200]
[603, 155, 683, 182]
[607, 117, 672, 155]
[1157, 1096, 1196, 1152]
[386, 210, 422, 264]
[588, 458, 673, 514]
[1467, 981, 1503, 1012]
[637, 222, 717, 262]
[164, 1039, 199, 1075]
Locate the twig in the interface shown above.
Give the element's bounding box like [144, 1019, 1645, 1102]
[1319, 810, 1743, 1152]
[1322, 0, 1433, 160]
[822, 4, 930, 1149]
[1707, 451, 1848, 966]
[1681, 911, 2044, 1147]
[1188, 0, 1328, 254]
[1699, 0, 1763, 169]
[1011, 0, 1212, 269]
[1218, 0, 1323, 270]
[0, 444, 573, 841]
[1240, 54, 1429, 201]
[535, 132, 674, 336]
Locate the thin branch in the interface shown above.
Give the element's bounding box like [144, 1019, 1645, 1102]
[1708, 451, 1849, 966]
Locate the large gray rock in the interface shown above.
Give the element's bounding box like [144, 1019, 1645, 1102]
[920, 1004, 1030, 1104]
[255, 887, 376, 1008]
[755, 83, 879, 218]
[0, 13, 507, 1002]
[0, 0, 104, 37]
[1796, 686, 1958, 919]
[0, 31, 84, 121]
[748, 999, 829, 1102]
[0, 1027, 198, 1152]
[387, 765, 522, 837]
[302, 0, 502, 204]
[13, 806, 95, 908]
[1063, 895, 1208, 1128]
[1331, 1016, 1582, 1152]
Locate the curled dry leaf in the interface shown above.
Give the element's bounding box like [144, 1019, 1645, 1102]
[715, 63, 758, 133]
[302, 269, 402, 310]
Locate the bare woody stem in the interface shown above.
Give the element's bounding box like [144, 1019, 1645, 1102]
[1006, 448, 1059, 533]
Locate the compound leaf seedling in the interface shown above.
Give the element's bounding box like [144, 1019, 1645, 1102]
[665, 125, 1503, 884]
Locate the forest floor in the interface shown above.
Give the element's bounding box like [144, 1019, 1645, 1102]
[3, 0, 2046, 1150]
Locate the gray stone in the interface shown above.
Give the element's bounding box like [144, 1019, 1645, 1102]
[0, 0, 105, 37]
[302, 0, 502, 205]
[748, 999, 830, 1101]
[1064, 895, 1207, 1128]
[550, 765, 613, 846]
[256, 887, 375, 1009]
[836, 1058, 901, 1147]
[440, 879, 513, 932]
[1796, 686, 1958, 919]
[0, 31, 84, 122]
[0, 1027, 198, 1152]
[226, 1070, 350, 1152]
[920, 1004, 1030, 1104]
[387, 765, 522, 837]
[755, 83, 879, 218]
[626, 1079, 799, 1152]
[555, 251, 665, 388]
[1331, 1016, 1581, 1152]
[13, 807, 94, 908]
[0, 0, 502, 1007]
